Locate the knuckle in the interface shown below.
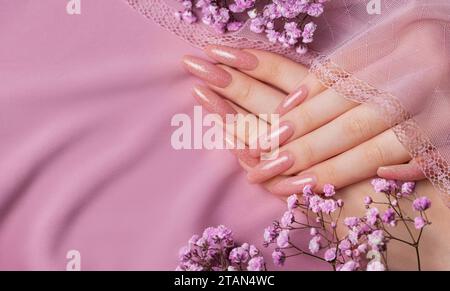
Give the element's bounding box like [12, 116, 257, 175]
[344, 115, 373, 140]
[297, 109, 315, 133]
[322, 163, 339, 184]
[297, 139, 315, 168]
[363, 142, 387, 165]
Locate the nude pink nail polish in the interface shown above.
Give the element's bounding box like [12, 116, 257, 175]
[275, 85, 308, 116]
[205, 45, 259, 71]
[249, 121, 295, 158]
[271, 174, 316, 195]
[192, 85, 236, 121]
[247, 151, 295, 183]
[182, 55, 232, 88]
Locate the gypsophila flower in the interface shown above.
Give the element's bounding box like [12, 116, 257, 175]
[287, 194, 299, 210]
[344, 217, 360, 228]
[323, 184, 336, 197]
[324, 248, 337, 262]
[247, 256, 265, 271]
[338, 260, 359, 271]
[277, 230, 290, 248]
[308, 236, 321, 254]
[263, 225, 279, 245]
[364, 196, 373, 205]
[400, 181, 415, 196]
[176, 225, 265, 271]
[310, 227, 318, 236]
[280, 210, 295, 227]
[414, 216, 426, 229]
[413, 196, 431, 211]
[366, 207, 379, 226]
[320, 199, 337, 214]
[371, 178, 397, 193]
[366, 261, 386, 271]
[176, 0, 328, 54]
[381, 208, 396, 226]
[272, 250, 286, 266]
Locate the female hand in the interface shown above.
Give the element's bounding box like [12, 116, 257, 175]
[182, 45, 425, 195]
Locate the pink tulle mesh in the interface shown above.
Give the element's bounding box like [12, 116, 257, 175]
[126, 0, 450, 207]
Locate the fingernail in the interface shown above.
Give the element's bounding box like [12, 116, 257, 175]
[275, 85, 308, 116]
[377, 164, 425, 181]
[271, 174, 317, 195]
[224, 135, 259, 167]
[247, 151, 295, 183]
[249, 121, 295, 158]
[205, 45, 259, 71]
[193, 85, 236, 121]
[182, 55, 232, 88]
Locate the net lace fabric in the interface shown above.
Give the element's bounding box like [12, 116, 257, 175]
[126, 0, 450, 207]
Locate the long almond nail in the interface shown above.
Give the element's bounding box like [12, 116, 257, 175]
[205, 45, 259, 71]
[193, 85, 236, 121]
[272, 174, 316, 195]
[224, 135, 259, 167]
[249, 121, 295, 158]
[247, 151, 295, 183]
[377, 163, 425, 181]
[182, 55, 232, 88]
[275, 85, 308, 116]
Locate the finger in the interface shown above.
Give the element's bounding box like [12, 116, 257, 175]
[275, 103, 388, 174]
[204, 45, 325, 96]
[377, 160, 426, 181]
[183, 55, 283, 119]
[271, 130, 411, 194]
[250, 89, 357, 158]
[192, 84, 269, 148]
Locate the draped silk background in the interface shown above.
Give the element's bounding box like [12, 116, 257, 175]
[127, 0, 450, 207]
[0, 0, 447, 270]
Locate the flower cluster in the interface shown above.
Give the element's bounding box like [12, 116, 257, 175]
[175, 0, 328, 54]
[263, 179, 432, 271]
[176, 225, 266, 271]
[177, 179, 432, 271]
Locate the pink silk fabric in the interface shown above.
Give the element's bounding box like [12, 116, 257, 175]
[0, 0, 325, 270]
[128, 0, 450, 207]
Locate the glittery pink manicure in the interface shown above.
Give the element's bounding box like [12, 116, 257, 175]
[249, 121, 295, 158]
[205, 45, 259, 71]
[192, 85, 236, 121]
[275, 85, 308, 116]
[271, 174, 317, 195]
[182, 55, 232, 88]
[247, 151, 295, 183]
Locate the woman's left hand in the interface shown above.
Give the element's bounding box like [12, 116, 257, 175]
[182, 45, 425, 195]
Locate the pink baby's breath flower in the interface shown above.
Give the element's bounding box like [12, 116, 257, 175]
[263, 225, 279, 244]
[338, 260, 359, 271]
[287, 194, 299, 210]
[320, 199, 337, 214]
[323, 184, 336, 197]
[366, 207, 379, 226]
[413, 196, 431, 211]
[371, 178, 397, 193]
[280, 211, 295, 227]
[308, 236, 321, 254]
[368, 230, 384, 248]
[310, 227, 318, 236]
[229, 246, 250, 264]
[366, 261, 386, 271]
[247, 256, 265, 271]
[400, 181, 415, 196]
[277, 230, 290, 248]
[324, 247, 337, 262]
[344, 217, 360, 228]
[414, 216, 426, 229]
[364, 196, 373, 205]
[272, 250, 286, 266]
[381, 208, 396, 225]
